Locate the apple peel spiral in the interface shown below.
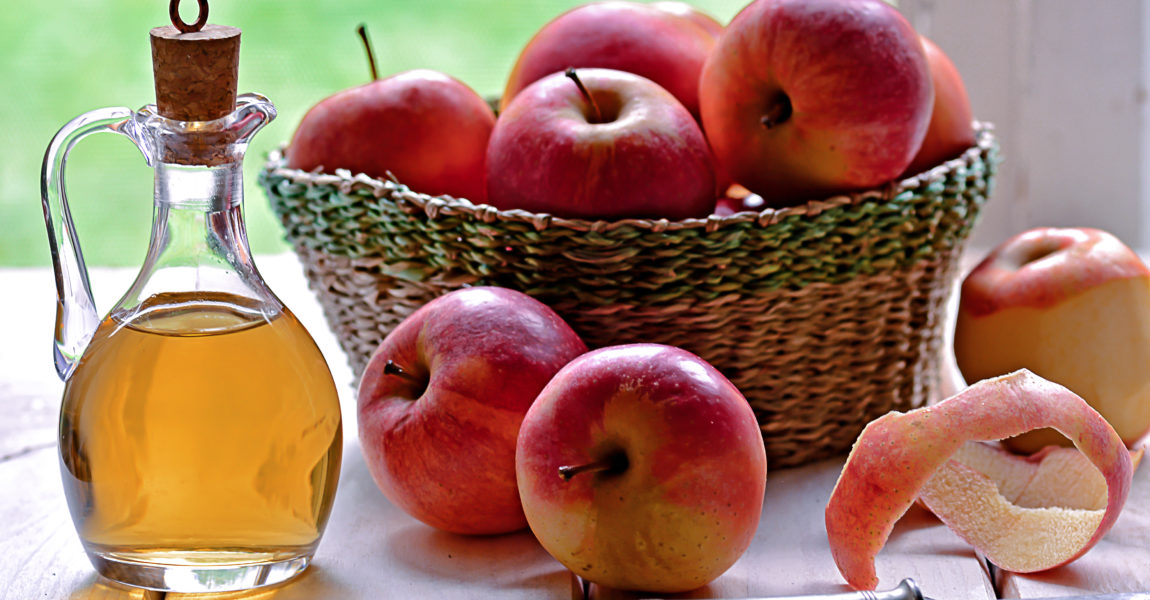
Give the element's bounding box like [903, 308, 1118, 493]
[824, 369, 1136, 590]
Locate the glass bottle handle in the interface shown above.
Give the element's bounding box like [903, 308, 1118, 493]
[40, 107, 137, 381]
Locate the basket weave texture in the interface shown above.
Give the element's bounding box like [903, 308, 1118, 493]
[260, 126, 998, 469]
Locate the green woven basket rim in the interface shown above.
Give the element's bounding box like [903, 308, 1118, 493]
[262, 122, 996, 234]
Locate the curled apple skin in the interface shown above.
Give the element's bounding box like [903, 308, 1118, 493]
[824, 369, 1133, 590]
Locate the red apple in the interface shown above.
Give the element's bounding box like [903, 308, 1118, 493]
[954, 227, 1150, 453]
[901, 36, 976, 176]
[287, 68, 494, 202]
[714, 184, 766, 216]
[487, 68, 716, 220]
[516, 344, 767, 593]
[500, 1, 720, 119]
[712, 197, 740, 217]
[699, 0, 933, 207]
[357, 287, 586, 535]
[650, 1, 725, 38]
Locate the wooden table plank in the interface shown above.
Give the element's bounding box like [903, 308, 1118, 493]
[0, 256, 574, 600]
[588, 457, 997, 600]
[0, 269, 74, 459]
[4, 251, 1148, 599]
[0, 444, 96, 600]
[0, 423, 576, 600]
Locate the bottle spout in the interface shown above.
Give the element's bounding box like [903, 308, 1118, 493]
[142, 0, 272, 165]
[125, 93, 275, 167]
[228, 94, 277, 147]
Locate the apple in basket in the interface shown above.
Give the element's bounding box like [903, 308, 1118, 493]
[650, 1, 725, 38]
[714, 184, 766, 216]
[954, 227, 1150, 453]
[901, 36, 976, 177]
[500, 1, 723, 119]
[486, 68, 716, 220]
[357, 287, 586, 534]
[699, 0, 933, 207]
[287, 27, 494, 202]
[516, 344, 767, 593]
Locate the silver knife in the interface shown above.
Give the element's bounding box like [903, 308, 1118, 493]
[632, 579, 1150, 600]
[637, 579, 924, 600]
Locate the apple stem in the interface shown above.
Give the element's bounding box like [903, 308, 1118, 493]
[564, 67, 603, 124]
[760, 93, 793, 129]
[357, 23, 379, 81]
[383, 360, 420, 384]
[558, 452, 629, 481]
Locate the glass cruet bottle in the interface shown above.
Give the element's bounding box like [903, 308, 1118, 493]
[40, 7, 342, 594]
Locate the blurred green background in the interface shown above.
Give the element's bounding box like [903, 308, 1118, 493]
[1, 0, 749, 267]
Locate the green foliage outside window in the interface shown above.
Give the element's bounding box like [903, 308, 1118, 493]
[1, 0, 745, 266]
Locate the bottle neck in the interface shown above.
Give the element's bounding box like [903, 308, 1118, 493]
[149, 160, 251, 268]
[111, 159, 280, 320]
[155, 159, 243, 211]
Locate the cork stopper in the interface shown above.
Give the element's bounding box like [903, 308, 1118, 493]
[150, 1, 239, 121]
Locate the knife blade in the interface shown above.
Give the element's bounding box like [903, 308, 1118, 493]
[630, 579, 1150, 600]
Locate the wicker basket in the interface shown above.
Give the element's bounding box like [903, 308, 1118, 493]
[260, 125, 998, 468]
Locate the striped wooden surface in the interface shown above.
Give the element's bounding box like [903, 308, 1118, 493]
[0, 252, 1146, 599]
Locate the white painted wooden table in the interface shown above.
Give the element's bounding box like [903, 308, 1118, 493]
[0, 253, 1145, 599]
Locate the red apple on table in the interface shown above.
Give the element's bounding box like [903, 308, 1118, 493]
[516, 343, 767, 593]
[954, 227, 1150, 453]
[487, 68, 716, 220]
[699, 0, 933, 207]
[901, 36, 977, 177]
[500, 1, 720, 119]
[287, 28, 494, 202]
[357, 286, 586, 535]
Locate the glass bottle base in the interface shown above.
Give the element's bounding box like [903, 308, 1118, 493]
[86, 547, 314, 593]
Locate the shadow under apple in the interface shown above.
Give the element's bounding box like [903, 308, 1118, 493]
[384, 524, 571, 597]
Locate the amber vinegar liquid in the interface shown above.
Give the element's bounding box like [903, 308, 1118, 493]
[59, 292, 342, 571]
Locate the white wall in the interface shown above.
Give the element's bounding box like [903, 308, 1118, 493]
[900, 0, 1150, 250]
